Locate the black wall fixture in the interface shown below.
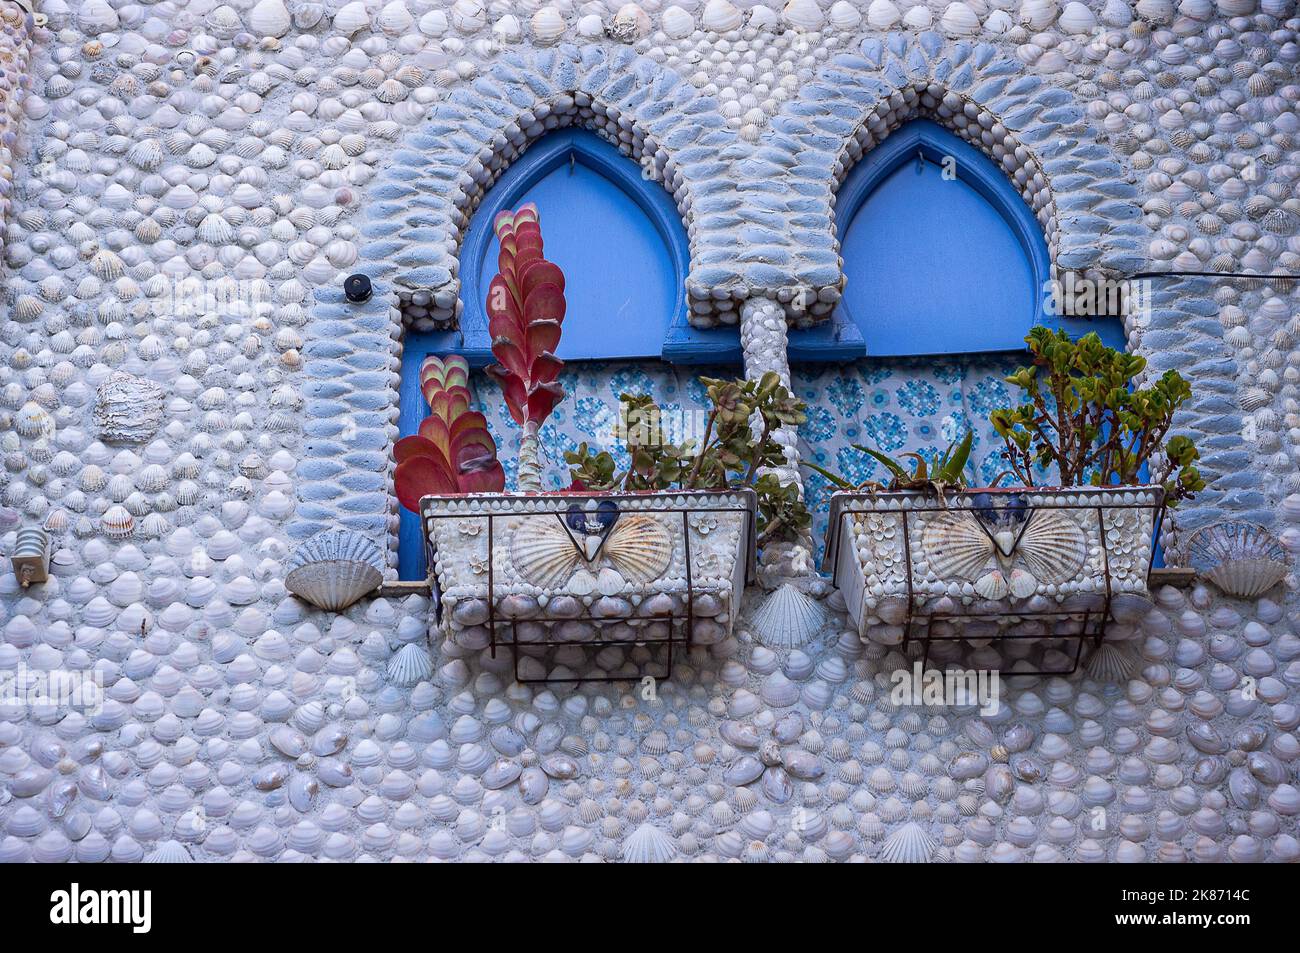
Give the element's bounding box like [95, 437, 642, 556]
[344, 274, 373, 303]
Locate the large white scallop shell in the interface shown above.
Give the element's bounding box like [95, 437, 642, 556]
[880, 822, 938, 863]
[661, 4, 695, 37]
[921, 511, 994, 581]
[621, 823, 678, 863]
[1186, 522, 1288, 598]
[285, 530, 385, 612]
[749, 583, 826, 648]
[388, 643, 434, 686]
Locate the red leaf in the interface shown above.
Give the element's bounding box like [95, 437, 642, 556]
[526, 381, 565, 424]
[520, 259, 565, 298]
[394, 435, 446, 465]
[485, 364, 528, 425]
[395, 455, 458, 512]
[523, 283, 565, 325]
[530, 351, 564, 385]
[457, 459, 506, 493]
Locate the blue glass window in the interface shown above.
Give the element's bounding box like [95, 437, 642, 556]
[790, 119, 1124, 359]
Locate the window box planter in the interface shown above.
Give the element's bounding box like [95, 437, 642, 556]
[420, 488, 755, 682]
[823, 485, 1165, 671]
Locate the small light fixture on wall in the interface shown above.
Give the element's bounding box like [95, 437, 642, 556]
[10, 526, 50, 588]
[344, 274, 372, 303]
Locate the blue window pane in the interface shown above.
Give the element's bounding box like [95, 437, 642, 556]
[832, 120, 1124, 355]
[466, 151, 678, 360]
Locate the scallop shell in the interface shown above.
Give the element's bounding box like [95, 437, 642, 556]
[387, 643, 434, 686]
[1186, 522, 1288, 598]
[285, 530, 384, 612]
[921, 511, 993, 581]
[511, 518, 581, 589]
[143, 839, 193, 863]
[1085, 642, 1138, 682]
[603, 516, 672, 585]
[783, 0, 825, 29]
[621, 823, 678, 863]
[880, 821, 938, 863]
[1016, 510, 1087, 584]
[866, 0, 902, 27]
[749, 583, 826, 648]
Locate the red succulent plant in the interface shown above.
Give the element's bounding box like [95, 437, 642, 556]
[393, 355, 505, 512]
[483, 203, 566, 433]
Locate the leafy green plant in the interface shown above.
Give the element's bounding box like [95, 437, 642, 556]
[803, 430, 973, 495]
[565, 372, 812, 547]
[989, 326, 1205, 505]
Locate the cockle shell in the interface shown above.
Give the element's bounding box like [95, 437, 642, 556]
[749, 583, 826, 648]
[621, 823, 678, 863]
[285, 530, 384, 612]
[941, 2, 980, 34]
[867, 0, 901, 28]
[249, 0, 291, 36]
[783, 0, 825, 30]
[1186, 522, 1288, 598]
[1058, 0, 1097, 31]
[530, 7, 566, 42]
[701, 0, 743, 31]
[661, 4, 694, 37]
[333, 2, 372, 36]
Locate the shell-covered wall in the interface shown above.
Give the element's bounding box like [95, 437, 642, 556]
[0, 0, 1297, 863]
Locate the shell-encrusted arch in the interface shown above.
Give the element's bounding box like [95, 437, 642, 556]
[357, 45, 742, 333]
[291, 46, 743, 560]
[763, 32, 1149, 325]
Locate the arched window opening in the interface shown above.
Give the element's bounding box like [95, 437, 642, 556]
[397, 129, 738, 579]
[804, 119, 1123, 358]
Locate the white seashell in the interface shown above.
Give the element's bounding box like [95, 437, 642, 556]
[285, 530, 384, 612]
[143, 840, 192, 863]
[867, 0, 901, 28]
[1135, 0, 1174, 20]
[1019, 0, 1060, 28]
[378, 1, 414, 36]
[661, 4, 695, 37]
[902, 5, 933, 28]
[621, 823, 678, 863]
[749, 583, 826, 648]
[333, 1, 372, 36]
[249, 0, 291, 37]
[783, 0, 825, 29]
[880, 822, 939, 863]
[1186, 522, 1288, 598]
[452, 0, 487, 32]
[1058, 0, 1097, 31]
[611, 4, 651, 41]
[77, 0, 120, 35]
[388, 644, 434, 686]
[701, 0, 743, 31]
[828, 1, 862, 29]
[941, 2, 980, 34]
[531, 7, 566, 42]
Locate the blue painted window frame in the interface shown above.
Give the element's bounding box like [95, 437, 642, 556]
[407, 128, 740, 368]
[789, 119, 1123, 360]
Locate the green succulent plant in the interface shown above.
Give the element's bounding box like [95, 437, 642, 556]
[989, 326, 1206, 506]
[565, 372, 812, 547]
[803, 430, 973, 496]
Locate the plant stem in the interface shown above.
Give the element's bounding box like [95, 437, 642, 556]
[517, 420, 542, 492]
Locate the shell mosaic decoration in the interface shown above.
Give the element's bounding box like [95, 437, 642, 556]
[423, 491, 754, 658]
[1186, 520, 1289, 598]
[826, 487, 1165, 643]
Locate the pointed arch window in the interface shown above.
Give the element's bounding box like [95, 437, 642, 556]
[396, 129, 738, 578]
[789, 119, 1123, 360]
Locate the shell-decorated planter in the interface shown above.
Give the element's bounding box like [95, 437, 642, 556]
[824, 486, 1165, 647]
[420, 489, 755, 661]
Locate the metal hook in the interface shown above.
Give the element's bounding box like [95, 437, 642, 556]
[915, 148, 926, 173]
[569, 151, 576, 175]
